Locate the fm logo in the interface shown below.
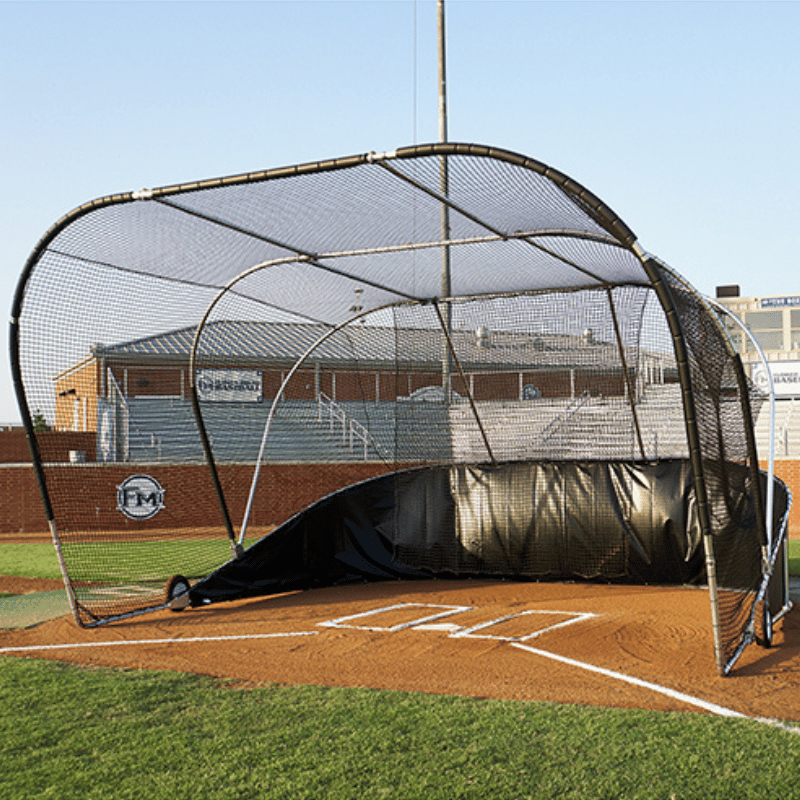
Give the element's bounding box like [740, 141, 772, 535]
[116, 475, 165, 520]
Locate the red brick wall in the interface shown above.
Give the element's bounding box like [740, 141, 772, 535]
[0, 461, 395, 535]
[3, 459, 799, 538]
[0, 429, 97, 464]
[766, 459, 800, 539]
[0, 465, 49, 534]
[0, 430, 31, 464]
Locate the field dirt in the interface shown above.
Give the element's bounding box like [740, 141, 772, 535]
[0, 575, 64, 594]
[2, 578, 800, 723]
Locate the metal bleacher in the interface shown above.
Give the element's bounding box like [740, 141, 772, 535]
[123, 397, 395, 465]
[755, 397, 800, 459]
[120, 383, 700, 466]
[121, 381, 800, 467]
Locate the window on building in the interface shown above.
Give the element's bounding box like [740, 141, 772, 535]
[727, 330, 745, 353]
[791, 310, 800, 351]
[745, 310, 783, 352]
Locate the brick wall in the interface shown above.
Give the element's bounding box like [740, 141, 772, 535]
[0, 429, 97, 464]
[767, 459, 800, 538]
[0, 461, 394, 535]
[0, 430, 31, 464]
[3, 459, 799, 538]
[0, 465, 49, 534]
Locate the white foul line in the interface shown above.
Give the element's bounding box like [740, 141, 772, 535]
[5, 603, 799, 735]
[511, 642, 745, 718]
[513, 642, 800, 734]
[0, 631, 318, 655]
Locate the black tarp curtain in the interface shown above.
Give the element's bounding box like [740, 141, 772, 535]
[189, 459, 725, 606]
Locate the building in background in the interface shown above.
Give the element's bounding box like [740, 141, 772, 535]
[716, 286, 800, 458]
[715, 286, 800, 400]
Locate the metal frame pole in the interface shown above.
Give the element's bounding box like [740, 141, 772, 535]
[634, 247, 725, 674]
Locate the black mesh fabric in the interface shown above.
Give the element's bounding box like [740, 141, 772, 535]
[659, 268, 779, 670]
[11, 143, 788, 674]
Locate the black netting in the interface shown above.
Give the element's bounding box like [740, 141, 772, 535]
[11, 143, 788, 674]
[660, 268, 776, 670]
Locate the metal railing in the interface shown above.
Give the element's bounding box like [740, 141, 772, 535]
[105, 369, 130, 462]
[539, 390, 592, 445]
[317, 392, 377, 460]
[778, 397, 797, 456]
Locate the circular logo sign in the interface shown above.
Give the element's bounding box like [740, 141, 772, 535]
[116, 475, 165, 520]
[751, 364, 769, 393]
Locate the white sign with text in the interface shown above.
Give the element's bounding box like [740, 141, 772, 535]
[751, 361, 800, 398]
[195, 369, 263, 403]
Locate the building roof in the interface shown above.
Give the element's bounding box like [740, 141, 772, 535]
[91, 319, 667, 373]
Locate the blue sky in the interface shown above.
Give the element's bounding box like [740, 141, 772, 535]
[2, 0, 799, 423]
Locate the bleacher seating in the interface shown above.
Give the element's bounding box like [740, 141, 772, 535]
[119, 382, 781, 466]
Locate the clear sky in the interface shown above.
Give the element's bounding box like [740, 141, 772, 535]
[2, 0, 798, 424]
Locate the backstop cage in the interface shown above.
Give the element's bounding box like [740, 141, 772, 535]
[11, 143, 791, 675]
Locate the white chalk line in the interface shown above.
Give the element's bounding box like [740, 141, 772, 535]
[511, 641, 743, 717]
[0, 631, 318, 655]
[511, 642, 800, 735]
[318, 603, 472, 632]
[3, 602, 799, 736]
[451, 610, 597, 642]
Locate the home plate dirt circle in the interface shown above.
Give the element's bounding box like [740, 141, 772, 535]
[2, 579, 800, 723]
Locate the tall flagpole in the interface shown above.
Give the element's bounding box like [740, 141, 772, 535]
[438, 0, 453, 400]
[438, 0, 448, 147]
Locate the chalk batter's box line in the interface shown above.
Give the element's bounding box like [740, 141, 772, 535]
[317, 603, 472, 632]
[451, 610, 599, 642]
[4, 603, 784, 727]
[315, 605, 772, 723]
[317, 603, 598, 642]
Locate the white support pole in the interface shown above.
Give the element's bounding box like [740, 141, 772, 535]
[238, 305, 397, 545]
[50, 519, 82, 627]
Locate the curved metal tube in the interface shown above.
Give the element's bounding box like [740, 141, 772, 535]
[236, 302, 399, 544]
[703, 295, 775, 552]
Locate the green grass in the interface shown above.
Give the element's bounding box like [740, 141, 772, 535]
[0, 658, 799, 800]
[63, 540, 234, 583]
[3, 538, 799, 585]
[0, 539, 260, 583]
[1, 544, 798, 797]
[788, 538, 800, 577]
[0, 543, 62, 580]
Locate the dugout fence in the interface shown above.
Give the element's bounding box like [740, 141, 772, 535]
[11, 143, 791, 674]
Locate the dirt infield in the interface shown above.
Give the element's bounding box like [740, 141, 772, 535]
[0, 575, 64, 594]
[2, 579, 800, 723]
